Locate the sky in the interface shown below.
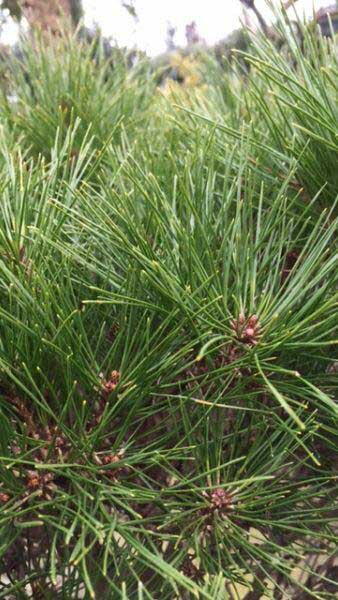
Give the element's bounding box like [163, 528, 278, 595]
[0, 1, 325, 53]
[82, 0, 325, 56]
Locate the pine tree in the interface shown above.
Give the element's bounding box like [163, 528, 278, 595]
[0, 10, 337, 599]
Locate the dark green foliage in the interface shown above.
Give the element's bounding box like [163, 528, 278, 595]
[0, 18, 337, 600]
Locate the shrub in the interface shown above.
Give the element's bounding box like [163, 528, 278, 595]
[0, 19, 337, 600]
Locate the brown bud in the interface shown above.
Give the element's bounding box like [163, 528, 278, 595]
[245, 327, 255, 337]
[210, 487, 234, 511]
[101, 454, 120, 466]
[231, 312, 261, 346]
[201, 487, 235, 518]
[102, 370, 120, 396]
[26, 470, 40, 489]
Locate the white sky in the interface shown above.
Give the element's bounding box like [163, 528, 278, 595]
[83, 0, 325, 56]
[0, 1, 325, 53]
